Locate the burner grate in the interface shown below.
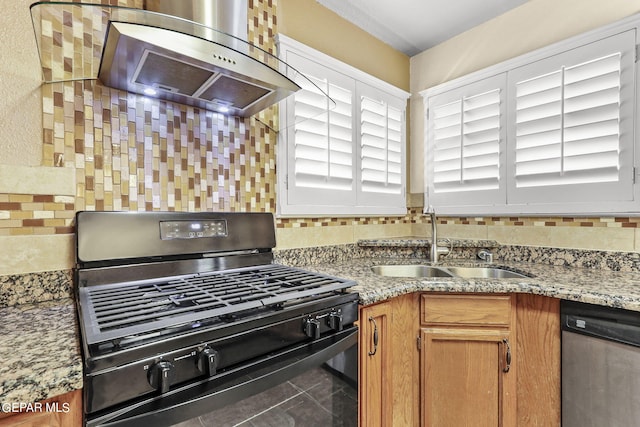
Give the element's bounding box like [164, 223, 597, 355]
[78, 264, 354, 345]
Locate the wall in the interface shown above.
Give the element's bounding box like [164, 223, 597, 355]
[410, 0, 640, 252]
[278, 0, 409, 91]
[0, 0, 42, 166]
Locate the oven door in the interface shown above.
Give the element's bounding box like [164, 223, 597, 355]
[87, 327, 358, 427]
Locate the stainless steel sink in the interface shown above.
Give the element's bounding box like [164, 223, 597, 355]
[370, 265, 453, 278]
[442, 266, 529, 279]
[371, 265, 530, 279]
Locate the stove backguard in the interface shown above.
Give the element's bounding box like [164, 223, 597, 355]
[75, 211, 276, 267]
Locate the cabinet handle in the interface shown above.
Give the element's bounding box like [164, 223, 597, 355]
[368, 316, 378, 356]
[502, 338, 511, 373]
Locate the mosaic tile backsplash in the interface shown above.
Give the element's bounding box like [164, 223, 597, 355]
[40, 0, 277, 213]
[1, 0, 640, 238]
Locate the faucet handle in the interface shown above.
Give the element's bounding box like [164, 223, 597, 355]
[477, 249, 493, 263]
[436, 238, 452, 259]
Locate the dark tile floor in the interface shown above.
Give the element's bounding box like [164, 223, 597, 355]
[172, 365, 357, 427]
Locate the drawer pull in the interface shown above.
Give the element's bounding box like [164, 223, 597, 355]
[368, 316, 379, 356]
[503, 338, 511, 373]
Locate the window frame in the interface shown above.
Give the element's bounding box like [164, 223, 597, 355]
[421, 15, 640, 216]
[277, 35, 410, 217]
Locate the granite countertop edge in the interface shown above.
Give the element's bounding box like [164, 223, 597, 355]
[300, 258, 640, 311]
[0, 299, 83, 406]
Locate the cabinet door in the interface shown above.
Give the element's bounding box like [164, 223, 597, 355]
[359, 301, 393, 427]
[420, 328, 516, 427]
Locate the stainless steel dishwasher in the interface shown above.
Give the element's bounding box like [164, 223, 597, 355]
[561, 300, 640, 427]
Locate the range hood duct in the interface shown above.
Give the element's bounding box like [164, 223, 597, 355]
[30, 1, 307, 119]
[144, 0, 248, 43]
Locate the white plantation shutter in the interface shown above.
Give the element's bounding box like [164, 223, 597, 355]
[564, 55, 621, 181]
[507, 30, 635, 205]
[426, 74, 506, 208]
[512, 69, 563, 185]
[293, 78, 353, 190]
[432, 90, 501, 191]
[358, 84, 406, 207]
[513, 56, 622, 188]
[284, 52, 356, 207]
[278, 38, 409, 216]
[387, 107, 404, 187]
[432, 99, 462, 189]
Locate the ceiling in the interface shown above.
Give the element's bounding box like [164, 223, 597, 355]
[317, 0, 529, 57]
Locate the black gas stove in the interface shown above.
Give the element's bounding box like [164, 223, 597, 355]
[74, 211, 358, 427]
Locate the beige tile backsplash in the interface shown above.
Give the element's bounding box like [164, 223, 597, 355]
[0, 165, 75, 196]
[0, 235, 74, 275]
[487, 224, 636, 252]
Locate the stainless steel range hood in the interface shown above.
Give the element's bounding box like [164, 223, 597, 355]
[30, 1, 312, 119]
[98, 19, 299, 117]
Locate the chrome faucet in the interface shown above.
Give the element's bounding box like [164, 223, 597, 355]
[427, 207, 450, 263]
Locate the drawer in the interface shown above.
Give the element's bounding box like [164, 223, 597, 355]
[421, 294, 512, 326]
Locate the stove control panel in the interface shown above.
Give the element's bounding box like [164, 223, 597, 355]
[160, 220, 228, 240]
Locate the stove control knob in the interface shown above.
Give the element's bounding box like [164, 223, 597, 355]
[147, 361, 175, 394]
[303, 317, 321, 340]
[197, 347, 219, 377]
[328, 311, 343, 331]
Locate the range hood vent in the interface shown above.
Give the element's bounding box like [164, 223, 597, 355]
[29, 1, 328, 122]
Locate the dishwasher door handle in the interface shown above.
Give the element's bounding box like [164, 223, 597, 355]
[563, 314, 640, 348]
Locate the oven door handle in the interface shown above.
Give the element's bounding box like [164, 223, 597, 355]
[87, 327, 358, 427]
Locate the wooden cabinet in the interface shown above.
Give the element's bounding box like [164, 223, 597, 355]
[0, 389, 82, 427]
[360, 300, 393, 427]
[359, 293, 418, 427]
[515, 294, 560, 426]
[358, 291, 560, 427]
[419, 294, 516, 427]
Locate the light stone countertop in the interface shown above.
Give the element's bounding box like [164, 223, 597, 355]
[300, 257, 640, 311]
[4, 248, 640, 406]
[0, 299, 83, 405]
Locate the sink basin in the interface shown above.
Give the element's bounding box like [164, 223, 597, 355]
[370, 265, 453, 278]
[371, 265, 530, 279]
[442, 266, 530, 279]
